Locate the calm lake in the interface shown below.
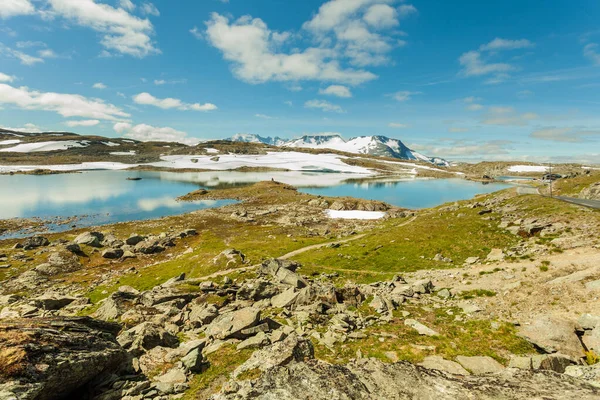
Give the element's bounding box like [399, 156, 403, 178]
[0, 170, 509, 234]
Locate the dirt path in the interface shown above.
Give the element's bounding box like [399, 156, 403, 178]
[280, 214, 419, 260]
[198, 215, 419, 280]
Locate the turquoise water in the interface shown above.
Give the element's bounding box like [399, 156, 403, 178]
[0, 171, 509, 235]
[301, 178, 509, 209]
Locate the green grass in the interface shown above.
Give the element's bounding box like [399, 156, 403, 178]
[313, 305, 534, 365]
[183, 345, 254, 399]
[292, 205, 519, 283]
[458, 289, 497, 299]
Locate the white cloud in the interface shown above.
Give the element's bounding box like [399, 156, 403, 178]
[114, 122, 198, 144]
[459, 51, 514, 77]
[132, 92, 217, 111]
[397, 4, 418, 18]
[119, 0, 135, 11]
[0, 0, 34, 19]
[190, 26, 203, 40]
[584, 43, 600, 66]
[390, 90, 420, 102]
[0, 73, 15, 82]
[479, 38, 534, 52]
[410, 139, 514, 160]
[0, 123, 41, 133]
[153, 78, 186, 85]
[255, 113, 274, 119]
[92, 82, 107, 89]
[65, 119, 100, 127]
[0, 43, 44, 65]
[205, 12, 378, 85]
[319, 84, 352, 98]
[482, 106, 538, 126]
[140, 2, 159, 16]
[388, 122, 408, 128]
[38, 49, 57, 58]
[530, 127, 600, 143]
[46, 0, 159, 58]
[304, 99, 345, 113]
[16, 41, 46, 49]
[0, 82, 130, 120]
[363, 4, 398, 28]
[463, 96, 483, 111]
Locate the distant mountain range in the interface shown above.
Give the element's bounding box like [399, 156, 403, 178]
[228, 133, 448, 166]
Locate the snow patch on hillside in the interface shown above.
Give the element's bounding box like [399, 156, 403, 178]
[508, 165, 549, 173]
[151, 152, 372, 174]
[0, 139, 21, 145]
[325, 210, 386, 220]
[0, 162, 134, 173]
[0, 140, 90, 153]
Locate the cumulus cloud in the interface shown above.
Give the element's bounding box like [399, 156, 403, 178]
[319, 84, 352, 98]
[92, 82, 107, 89]
[481, 106, 538, 126]
[153, 78, 187, 85]
[304, 99, 345, 113]
[65, 119, 100, 127]
[205, 13, 377, 85]
[114, 122, 198, 144]
[530, 127, 600, 142]
[255, 113, 274, 119]
[479, 38, 534, 52]
[0, 0, 34, 19]
[0, 82, 130, 120]
[46, 0, 159, 58]
[119, 0, 135, 11]
[584, 43, 600, 66]
[190, 26, 203, 40]
[459, 51, 513, 77]
[0, 122, 41, 133]
[140, 2, 159, 16]
[390, 90, 420, 102]
[397, 4, 418, 18]
[0, 72, 15, 82]
[132, 92, 217, 111]
[388, 122, 408, 128]
[363, 4, 398, 28]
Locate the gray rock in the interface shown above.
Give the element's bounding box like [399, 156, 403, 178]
[74, 232, 104, 247]
[35, 251, 82, 276]
[181, 348, 207, 373]
[518, 316, 583, 359]
[102, 248, 124, 259]
[237, 332, 270, 350]
[260, 258, 308, 288]
[21, 236, 50, 250]
[213, 358, 600, 400]
[531, 354, 575, 373]
[233, 334, 314, 378]
[188, 303, 219, 327]
[486, 248, 505, 262]
[205, 307, 261, 340]
[419, 356, 470, 375]
[578, 314, 600, 330]
[404, 319, 439, 336]
[271, 287, 299, 308]
[117, 322, 179, 355]
[32, 294, 77, 310]
[455, 355, 505, 374]
[565, 364, 600, 388]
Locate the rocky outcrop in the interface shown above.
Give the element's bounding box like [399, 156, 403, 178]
[213, 358, 600, 399]
[0, 317, 125, 400]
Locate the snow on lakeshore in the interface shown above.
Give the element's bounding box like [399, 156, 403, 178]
[508, 165, 549, 173]
[325, 210, 386, 220]
[0, 140, 89, 153]
[0, 139, 21, 145]
[0, 162, 134, 173]
[151, 152, 373, 174]
[110, 151, 137, 156]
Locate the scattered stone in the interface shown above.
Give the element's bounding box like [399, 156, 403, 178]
[404, 319, 439, 336]
[419, 356, 470, 375]
[455, 355, 504, 374]
[205, 307, 261, 340]
[518, 316, 583, 359]
[21, 236, 50, 250]
[486, 249, 505, 262]
[74, 232, 104, 247]
[102, 248, 124, 259]
[237, 332, 270, 350]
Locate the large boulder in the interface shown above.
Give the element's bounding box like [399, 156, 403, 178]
[34, 251, 82, 276]
[117, 322, 179, 356]
[259, 259, 308, 288]
[0, 317, 125, 400]
[205, 307, 261, 340]
[518, 316, 584, 359]
[74, 232, 104, 248]
[21, 236, 50, 250]
[213, 358, 600, 399]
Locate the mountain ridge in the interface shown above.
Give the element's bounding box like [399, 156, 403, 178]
[227, 133, 449, 166]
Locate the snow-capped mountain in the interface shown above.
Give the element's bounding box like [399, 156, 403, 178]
[229, 133, 286, 146]
[227, 134, 449, 166]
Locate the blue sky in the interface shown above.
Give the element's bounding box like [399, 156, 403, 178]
[1, 0, 600, 162]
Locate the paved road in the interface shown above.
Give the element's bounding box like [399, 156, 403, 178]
[516, 186, 600, 210]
